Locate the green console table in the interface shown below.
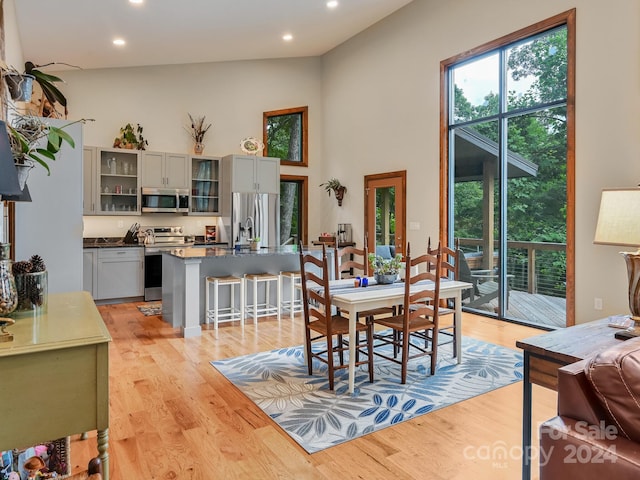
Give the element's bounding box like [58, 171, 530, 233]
[0, 291, 111, 479]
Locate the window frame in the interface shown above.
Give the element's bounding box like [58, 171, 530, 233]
[280, 174, 308, 246]
[439, 8, 576, 326]
[263, 106, 308, 167]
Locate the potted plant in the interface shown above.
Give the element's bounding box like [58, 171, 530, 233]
[320, 178, 347, 206]
[113, 123, 148, 150]
[1, 61, 71, 118]
[368, 252, 403, 284]
[249, 237, 261, 251]
[8, 113, 87, 188]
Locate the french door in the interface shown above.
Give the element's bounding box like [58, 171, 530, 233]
[364, 171, 406, 258]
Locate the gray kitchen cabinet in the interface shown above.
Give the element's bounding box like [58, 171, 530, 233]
[96, 247, 144, 300]
[83, 248, 98, 297]
[223, 154, 279, 194]
[141, 151, 189, 188]
[97, 148, 141, 215]
[190, 155, 222, 215]
[83, 147, 98, 215]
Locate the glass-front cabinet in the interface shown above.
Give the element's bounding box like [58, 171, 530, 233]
[190, 155, 221, 215]
[98, 148, 140, 214]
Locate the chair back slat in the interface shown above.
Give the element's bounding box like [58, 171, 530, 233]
[334, 244, 369, 280]
[299, 242, 335, 335]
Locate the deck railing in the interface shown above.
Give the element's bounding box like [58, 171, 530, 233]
[457, 238, 566, 298]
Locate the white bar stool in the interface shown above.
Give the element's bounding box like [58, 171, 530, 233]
[205, 275, 245, 329]
[279, 271, 303, 319]
[244, 273, 281, 323]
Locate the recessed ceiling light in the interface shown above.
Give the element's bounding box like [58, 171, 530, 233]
[113, 38, 126, 46]
[129, 0, 143, 4]
[282, 34, 293, 41]
[327, 1, 339, 8]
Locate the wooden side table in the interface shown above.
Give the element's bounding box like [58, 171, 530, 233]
[516, 318, 622, 480]
[0, 292, 111, 480]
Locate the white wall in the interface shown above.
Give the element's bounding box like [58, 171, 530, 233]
[15, 121, 83, 293]
[321, 0, 640, 323]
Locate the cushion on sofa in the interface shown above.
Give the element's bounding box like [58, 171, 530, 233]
[585, 337, 640, 442]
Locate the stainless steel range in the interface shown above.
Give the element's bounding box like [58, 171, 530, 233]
[144, 226, 191, 301]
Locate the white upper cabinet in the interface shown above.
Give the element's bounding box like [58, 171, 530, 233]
[141, 151, 189, 188]
[224, 155, 279, 194]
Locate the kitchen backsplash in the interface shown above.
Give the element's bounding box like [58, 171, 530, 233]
[83, 214, 221, 239]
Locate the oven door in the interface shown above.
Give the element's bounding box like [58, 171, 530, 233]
[144, 250, 163, 301]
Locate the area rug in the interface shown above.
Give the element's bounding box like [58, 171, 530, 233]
[211, 337, 523, 453]
[137, 303, 161, 316]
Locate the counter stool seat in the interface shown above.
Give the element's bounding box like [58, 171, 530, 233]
[279, 270, 303, 319]
[205, 275, 245, 329]
[245, 273, 281, 323]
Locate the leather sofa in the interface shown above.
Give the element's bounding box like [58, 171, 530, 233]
[539, 336, 640, 478]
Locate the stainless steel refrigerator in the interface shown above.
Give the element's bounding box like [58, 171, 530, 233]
[230, 192, 279, 248]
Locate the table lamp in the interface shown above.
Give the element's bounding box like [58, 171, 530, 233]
[594, 188, 640, 330]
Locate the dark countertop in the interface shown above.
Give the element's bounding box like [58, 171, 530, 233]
[167, 245, 324, 259]
[83, 237, 136, 248]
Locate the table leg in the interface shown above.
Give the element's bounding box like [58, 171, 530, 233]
[453, 291, 462, 363]
[97, 428, 109, 480]
[348, 305, 357, 394]
[522, 351, 532, 480]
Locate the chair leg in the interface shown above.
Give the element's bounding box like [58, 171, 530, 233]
[367, 324, 374, 383]
[327, 334, 335, 391]
[337, 333, 344, 366]
[430, 328, 438, 375]
[401, 330, 410, 384]
[305, 329, 313, 375]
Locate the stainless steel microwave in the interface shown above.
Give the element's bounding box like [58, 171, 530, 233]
[141, 187, 189, 213]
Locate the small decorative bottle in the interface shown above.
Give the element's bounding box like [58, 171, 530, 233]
[0, 244, 18, 316]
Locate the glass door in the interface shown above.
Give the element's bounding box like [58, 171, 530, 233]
[190, 156, 220, 215]
[365, 172, 406, 259]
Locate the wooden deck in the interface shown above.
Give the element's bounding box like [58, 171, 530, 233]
[464, 289, 566, 328]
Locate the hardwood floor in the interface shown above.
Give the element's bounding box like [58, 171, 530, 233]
[68, 303, 557, 479]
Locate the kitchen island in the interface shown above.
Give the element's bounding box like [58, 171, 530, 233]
[162, 245, 330, 337]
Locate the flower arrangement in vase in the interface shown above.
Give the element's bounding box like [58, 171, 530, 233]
[185, 113, 211, 154]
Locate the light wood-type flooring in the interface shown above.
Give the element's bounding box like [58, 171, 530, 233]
[66, 303, 557, 479]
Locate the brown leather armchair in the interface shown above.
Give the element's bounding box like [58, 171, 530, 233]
[539, 337, 640, 479]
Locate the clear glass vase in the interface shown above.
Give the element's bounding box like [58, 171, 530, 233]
[14, 270, 48, 316]
[0, 244, 18, 316]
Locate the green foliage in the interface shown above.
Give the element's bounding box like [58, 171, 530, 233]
[9, 115, 82, 175]
[368, 253, 403, 275]
[266, 113, 302, 160]
[113, 123, 148, 150]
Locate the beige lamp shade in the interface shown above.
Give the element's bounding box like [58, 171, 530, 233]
[594, 188, 640, 248]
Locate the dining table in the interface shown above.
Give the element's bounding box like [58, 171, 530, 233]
[324, 277, 473, 393]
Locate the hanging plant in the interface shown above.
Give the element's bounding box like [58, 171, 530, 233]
[320, 178, 347, 206]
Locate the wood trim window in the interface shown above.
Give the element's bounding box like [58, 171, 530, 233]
[263, 106, 308, 167]
[439, 9, 575, 326]
[280, 174, 308, 245]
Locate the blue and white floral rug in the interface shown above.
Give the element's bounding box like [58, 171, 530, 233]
[211, 337, 523, 453]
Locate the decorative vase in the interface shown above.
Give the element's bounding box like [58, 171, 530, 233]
[374, 273, 398, 285]
[194, 142, 205, 155]
[14, 270, 48, 316]
[0, 244, 18, 317]
[250, 241, 259, 251]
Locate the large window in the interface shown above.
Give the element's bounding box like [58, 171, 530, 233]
[440, 10, 575, 327]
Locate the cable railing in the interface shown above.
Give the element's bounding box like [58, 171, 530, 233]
[458, 238, 566, 298]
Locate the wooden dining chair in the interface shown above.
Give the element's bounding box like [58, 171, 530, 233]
[334, 244, 368, 280]
[367, 242, 441, 384]
[427, 237, 461, 357]
[335, 242, 397, 321]
[298, 242, 374, 390]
